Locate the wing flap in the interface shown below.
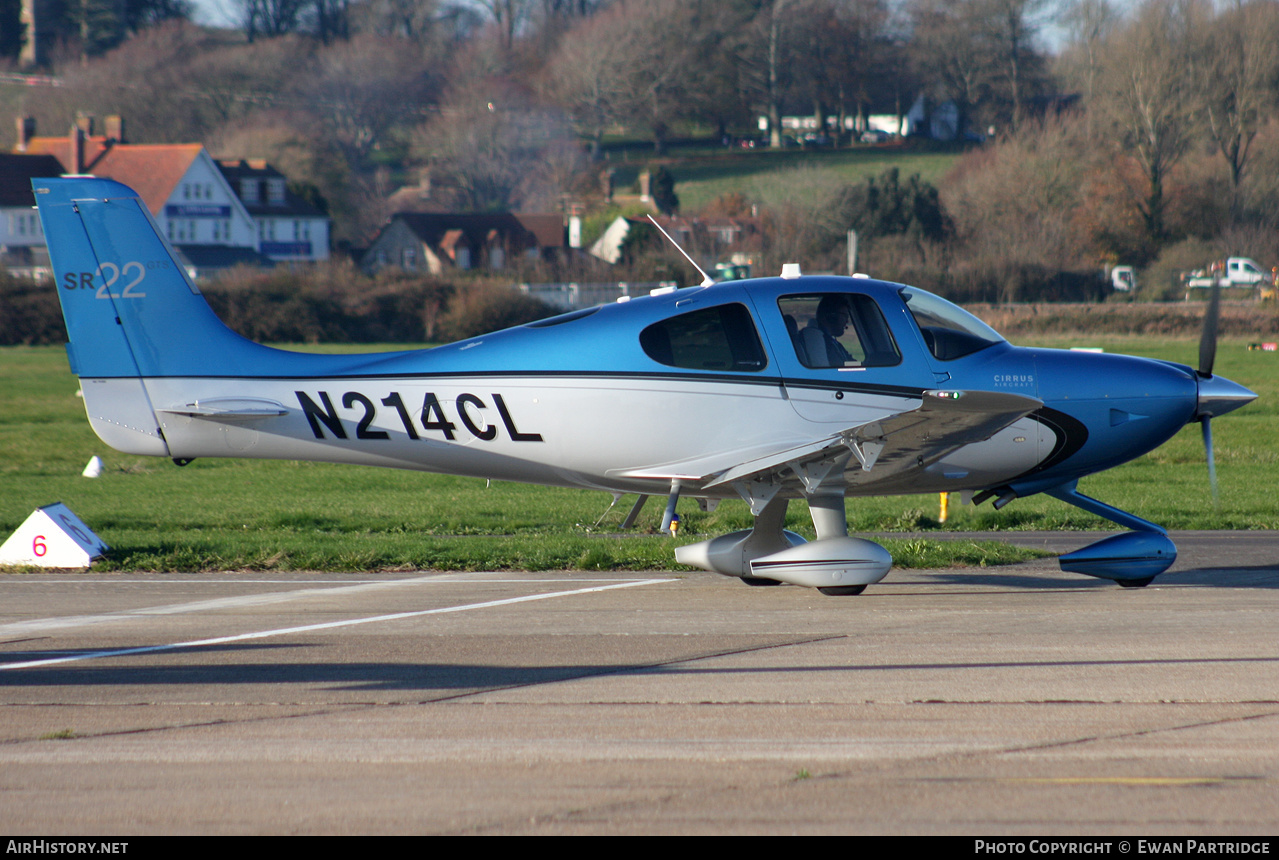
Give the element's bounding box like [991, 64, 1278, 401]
[622, 389, 1042, 492]
[828, 389, 1043, 487]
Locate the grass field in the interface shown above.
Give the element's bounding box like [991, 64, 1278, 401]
[0, 333, 1271, 573]
[606, 142, 964, 214]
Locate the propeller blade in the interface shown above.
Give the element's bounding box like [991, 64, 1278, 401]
[1198, 282, 1220, 376]
[1201, 415, 1220, 510]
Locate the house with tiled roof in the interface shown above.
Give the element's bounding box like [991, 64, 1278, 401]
[17, 116, 266, 275]
[13, 115, 328, 273]
[17, 115, 122, 173]
[361, 212, 565, 276]
[0, 152, 63, 279]
[97, 145, 264, 256]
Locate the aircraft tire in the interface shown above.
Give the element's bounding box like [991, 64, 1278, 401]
[1116, 577, 1155, 588]
[740, 576, 784, 586]
[817, 585, 867, 596]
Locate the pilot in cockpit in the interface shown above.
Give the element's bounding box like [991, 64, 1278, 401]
[801, 295, 854, 368]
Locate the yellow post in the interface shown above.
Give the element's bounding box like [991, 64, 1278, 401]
[939, 492, 949, 524]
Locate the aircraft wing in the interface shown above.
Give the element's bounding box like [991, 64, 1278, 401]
[622, 390, 1042, 495]
[813, 389, 1043, 489]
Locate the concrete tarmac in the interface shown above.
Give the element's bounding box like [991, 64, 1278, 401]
[1, 531, 1276, 835]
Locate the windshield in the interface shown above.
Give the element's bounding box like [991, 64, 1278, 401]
[900, 287, 1005, 361]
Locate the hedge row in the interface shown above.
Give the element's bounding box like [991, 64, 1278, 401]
[5, 264, 1275, 349]
[0, 265, 555, 346]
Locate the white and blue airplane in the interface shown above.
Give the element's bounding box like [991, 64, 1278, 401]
[33, 176, 1256, 594]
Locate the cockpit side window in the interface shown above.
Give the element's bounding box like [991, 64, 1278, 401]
[900, 287, 1004, 361]
[640, 302, 768, 372]
[778, 293, 901, 369]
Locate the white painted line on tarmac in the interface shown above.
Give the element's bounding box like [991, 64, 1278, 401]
[0, 578, 670, 671]
[0, 574, 673, 636]
[5, 577, 650, 585]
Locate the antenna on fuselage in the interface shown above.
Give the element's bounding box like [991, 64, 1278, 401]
[646, 215, 714, 287]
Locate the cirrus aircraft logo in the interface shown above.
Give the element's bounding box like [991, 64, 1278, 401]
[992, 373, 1035, 388]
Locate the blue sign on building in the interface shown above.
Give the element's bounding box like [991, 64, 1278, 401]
[261, 242, 312, 257]
[165, 204, 232, 218]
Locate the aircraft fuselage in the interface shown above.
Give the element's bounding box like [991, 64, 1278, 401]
[79, 277, 1202, 504]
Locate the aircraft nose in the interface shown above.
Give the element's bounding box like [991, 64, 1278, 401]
[1196, 374, 1256, 420]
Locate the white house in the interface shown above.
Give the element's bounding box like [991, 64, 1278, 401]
[0, 152, 62, 279]
[218, 159, 330, 263]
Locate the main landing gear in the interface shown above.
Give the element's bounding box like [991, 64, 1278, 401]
[674, 492, 891, 595]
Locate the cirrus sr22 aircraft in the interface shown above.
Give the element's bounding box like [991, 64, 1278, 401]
[34, 177, 1256, 594]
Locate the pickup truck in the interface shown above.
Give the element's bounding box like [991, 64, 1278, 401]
[1183, 257, 1268, 299]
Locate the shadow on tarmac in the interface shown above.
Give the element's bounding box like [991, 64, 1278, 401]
[5, 645, 1279, 691]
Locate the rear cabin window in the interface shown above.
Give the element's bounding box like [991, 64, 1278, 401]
[640, 303, 767, 372]
[778, 293, 901, 369]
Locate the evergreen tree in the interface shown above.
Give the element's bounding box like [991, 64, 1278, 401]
[0, 0, 22, 60]
[840, 168, 950, 243]
[76, 0, 125, 57]
[649, 166, 679, 216]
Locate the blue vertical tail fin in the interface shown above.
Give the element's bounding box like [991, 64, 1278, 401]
[34, 176, 272, 379]
[35, 176, 422, 457]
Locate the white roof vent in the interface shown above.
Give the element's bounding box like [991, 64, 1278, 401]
[852, 272, 870, 279]
[780, 263, 802, 279]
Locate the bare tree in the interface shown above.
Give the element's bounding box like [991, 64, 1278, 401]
[1093, 0, 1206, 244]
[469, 0, 531, 54]
[309, 0, 351, 43]
[355, 0, 451, 42]
[978, 0, 1050, 133]
[240, 0, 309, 40]
[1061, 0, 1117, 101]
[545, 0, 724, 155]
[1196, 0, 1279, 220]
[45, 21, 222, 141]
[299, 33, 441, 167]
[185, 35, 312, 124]
[830, 0, 895, 139]
[908, 0, 992, 138]
[759, 0, 803, 147]
[615, 0, 723, 155]
[907, 0, 1050, 137]
[727, 0, 810, 148]
[541, 4, 642, 159]
[944, 117, 1098, 273]
[413, 80, 584, 210]
[533, 0, 605, 45]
